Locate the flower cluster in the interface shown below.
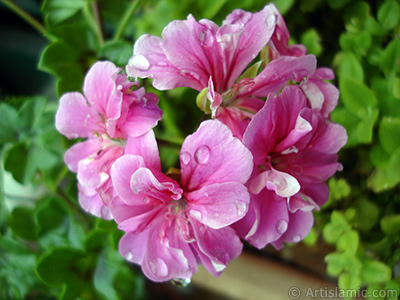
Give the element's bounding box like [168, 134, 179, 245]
[56, 3, 347, 284]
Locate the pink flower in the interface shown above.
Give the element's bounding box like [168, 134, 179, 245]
[126, 4, 317, 139]
[110, 120, 253, 282]
[233, 86, 347, 249]
[55, 61, 162, 219]
[265, 6, 339, 118]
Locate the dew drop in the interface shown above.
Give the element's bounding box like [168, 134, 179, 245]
[125, 251, 133, 261]
[129, 54, 150, 71]
[180, 70, 201, 81]
[180, 152, 191, 165]
[292, 234, 301, 243]
[236, 201, 247, 217]
[132, 188, 139, 194]
[276, 219, 288, 234]
[150, 257, 169, 278]
[213, 212, 220, 218]
[143, 196, 150, 204]
[203, 192, 209, 198]
[190, 210, 202, 220]
[172, 278, 191, 287]
[194, 145, 210, 164]
[251, 53, 257, 60]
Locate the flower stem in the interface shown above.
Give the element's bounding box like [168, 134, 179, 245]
[83, 1, 104, 48]
[1, 0, 57, 42]
[113, 0, 143, 41]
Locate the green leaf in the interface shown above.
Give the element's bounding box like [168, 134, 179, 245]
[377, 0, 400, 30]
[301, 29, 323, 57]
[323, 211, 351, 244]
[338, 273, 362, 300]
[100, 40, 133, 66]
[326, 252, 345, 276]
[370, 144, 390, 168]
[340, 77, 378, 116]
[9, 207, 38, 240]
[379, 39, 400, 75]
[0, 104, 19, 145]
[379, 117, 400, 154]
[237, 61, 262, 81]
[339, 53, 364, 83]
[42, 0, 87, 27]
[337, 230, 359, 255]
[353, 198, 380, 231]
[4, 143, 36, 185]
[271, 0, 295, 15]
[368, 147, 400, 192]
[18, 96, 47, 131]
[381, 214, 400, 236]
[36, 247, 86, 297]
[361, 259, 392, 284]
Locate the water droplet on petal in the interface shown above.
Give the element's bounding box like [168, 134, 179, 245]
[132, 188, 139, 194]
[213, 212, 220, 218]
[143, 196, 150, 203]
[180, 70, 201, 81]
[190, 210, 202, 220]
[150, 257, 169, 278]
[251, 53, 257, 60]
[125, 251, 133, 260]
[172, 278, 191, 287]
[292, 234, 301, 243]
[203, 192, 209, 198]
[180, 152, 191, 165]
[194, 145, 210, 164]
[236, 202, 247, 217]
[276, 219, 288, 234]
[129, 54, 150, 71]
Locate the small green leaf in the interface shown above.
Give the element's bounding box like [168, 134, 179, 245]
[381, 214, 400, 236]
[353, 198, 380, 231]
[301, 29, 323, 57]
[338, 273, 362, 300]
[238, 61, 262, 81]
[379, 117, 400, 154]
[339, 53, 364, 83]
[325, 252, 345, 276]
[378, 0, 400, 30]
[9, 207, 38, 240]
[0, 104, 19, 145]
[340, 77, 378, 116]
[42, 0, 87, 27]
[379, 39, 400, 75]
[361, 259, 392, 284]
[100, 40, 133, 66]
[370, 144, 390, 168]
[4, 143, 36, 185]
[18, 96, 47, 131]
[337, 230, 359, 255]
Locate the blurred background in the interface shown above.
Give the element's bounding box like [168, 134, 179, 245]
[0, 0, 399, 299]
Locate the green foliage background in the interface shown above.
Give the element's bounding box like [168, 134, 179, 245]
[0, 0, 399, 299]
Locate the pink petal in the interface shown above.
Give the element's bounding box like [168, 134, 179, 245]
[78, 185, 112, 220]
[119, 230, 149, 265]
[186, 182, 249, 229]
[55, 92, 101, 139]
[287, 193, 315, 213]
[238, 55, 317, 98]
[249, 169, 300, 197]
[127, 34, 198, 90]
[110, 154, 146, 204]
[191, 219, 243, 276]
[272, 209, 314, 250]
[120, 92, 163, 138]
[64, 139, 102, 172]
[180, 120, 253, 191]
[162, 15, 221, 90]
[125, 130, 161, 170]
[244, 189, 289, 249]
[110, 196, 155, 224]
[221, 5, 276, 88]
[129, 168, 183, 204]
[142, 216, 197, 282]
[83, 61, 122, 122]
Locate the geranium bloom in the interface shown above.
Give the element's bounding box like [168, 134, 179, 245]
[265, 5, 339, 118]
[233, 86, 347, 249]
[55, 61, 162, 219]
[110, 120, 253, 281]
[126, 4, 317, 138]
